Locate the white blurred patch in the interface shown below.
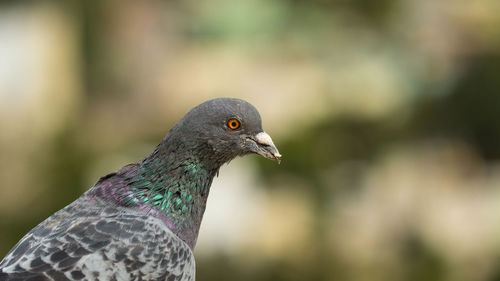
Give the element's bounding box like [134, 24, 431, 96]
[195, 157, 266, 255]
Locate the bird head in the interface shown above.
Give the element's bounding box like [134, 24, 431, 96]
[171, 98, 281, 166]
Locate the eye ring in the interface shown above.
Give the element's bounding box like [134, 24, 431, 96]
[227, 118, 241, 130]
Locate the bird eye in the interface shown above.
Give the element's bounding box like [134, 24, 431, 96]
[227, 118, 241, 130]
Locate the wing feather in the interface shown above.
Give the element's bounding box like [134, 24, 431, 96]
[0, 199, 195, 281]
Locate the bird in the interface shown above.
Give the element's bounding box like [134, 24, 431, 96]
[0, 98, 281, 281]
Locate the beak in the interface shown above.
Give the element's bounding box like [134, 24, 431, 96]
[248, 131, 282, 163]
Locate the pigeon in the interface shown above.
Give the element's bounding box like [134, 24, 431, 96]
[0, 98, 281, 281]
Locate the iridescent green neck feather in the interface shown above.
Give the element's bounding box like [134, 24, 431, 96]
[128, 137, 219, 248]
[91, 135, 220, 249]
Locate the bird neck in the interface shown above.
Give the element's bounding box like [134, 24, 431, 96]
[139, 155, 217, 248]
[92, 136, 220, 249]
[142, 136, 221, 249]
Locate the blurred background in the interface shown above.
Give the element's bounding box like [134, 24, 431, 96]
[1, 0, 500, 280]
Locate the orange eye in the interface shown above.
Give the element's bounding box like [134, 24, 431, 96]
[227, 118, 241, 130]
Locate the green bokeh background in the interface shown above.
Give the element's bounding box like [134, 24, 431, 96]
[1, 1, 500, 280]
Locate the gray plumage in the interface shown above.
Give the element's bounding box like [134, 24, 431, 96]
[0, 199, 194, 281]
[0, 98, 281, 281]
